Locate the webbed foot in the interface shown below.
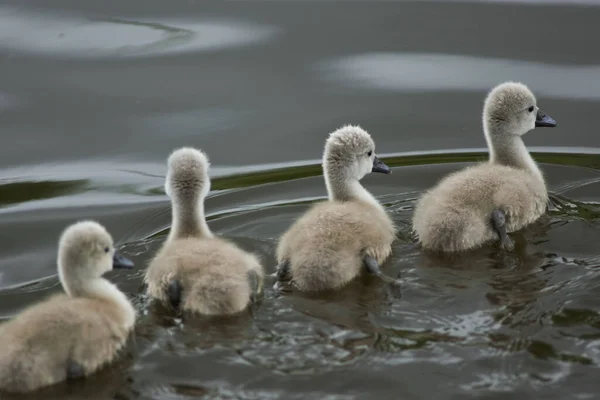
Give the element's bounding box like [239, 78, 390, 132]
[248, 270, 264, 304]
[363, 254, 401, 298]
[167, 279, 182, 310]
[273, 260, 292, 293]
[491, 209, 514, 251]
[67, 361, 85, 381]
[275, 260, 291, 282]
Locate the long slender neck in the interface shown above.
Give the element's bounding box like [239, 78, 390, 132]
[62, 275, 136, 329]
[485, 124, 544, 183]
[324, 165, 384, 211]
[168, 195, 213, 241]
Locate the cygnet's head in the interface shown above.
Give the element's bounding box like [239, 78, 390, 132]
[165, 147, 210, 203]
[323, 125, 391, 181]
[57, 221, 134, 287]
[483, 81, 556, 137]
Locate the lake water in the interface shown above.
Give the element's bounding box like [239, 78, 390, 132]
[1, 1, 600, 399]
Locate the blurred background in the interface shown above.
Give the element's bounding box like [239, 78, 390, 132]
[1, 1, 600, 399]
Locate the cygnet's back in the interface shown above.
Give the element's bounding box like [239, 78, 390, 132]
[276, 125, 397, 292]
[0, 221, 135, 393]
[412, 82, 557, 252]
[145, 147, 264, 316]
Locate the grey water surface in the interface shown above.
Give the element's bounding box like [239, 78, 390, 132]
[1, 0, 600, 399]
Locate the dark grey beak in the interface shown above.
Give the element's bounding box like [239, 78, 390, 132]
[113, 252, 134, 269]
[372, 156, 391, 174]
[535, 109, 556, 127]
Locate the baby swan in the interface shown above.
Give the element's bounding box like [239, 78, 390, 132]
[0, 221, 135, 393]
[275, 125, 398, 292]
[412, 81, 557, 253]
[145, 147, 264, 316]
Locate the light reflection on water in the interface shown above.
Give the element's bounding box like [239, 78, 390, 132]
[0, 147, 598, 219]
[0, 6, 277, 58]
[320, 53, 600, 100]
[0, 149, 599, 398]
[1, 0, 600, 397]
[426, 0, 600, 5]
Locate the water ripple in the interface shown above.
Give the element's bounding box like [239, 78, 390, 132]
[319, 52, 600, 100]
[0, 6, 277, 58]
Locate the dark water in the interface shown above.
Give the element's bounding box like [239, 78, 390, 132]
[1, 0, 600, 398]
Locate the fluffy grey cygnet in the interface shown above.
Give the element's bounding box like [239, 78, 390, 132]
[0, 221, 135, 393]
[412, 81, 557, 253]
[275, 125, 399, 292]
[145, 147, 264, 316]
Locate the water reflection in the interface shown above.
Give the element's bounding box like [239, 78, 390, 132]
[0, 180, 88, 207]
[427, 0, 600, 5]
[1, 150, 600, 398]
[0, 6, 277, 58]
[0, 356, 134, 400]
[320, 52, 600, 100]
[0, 92, 19, 111]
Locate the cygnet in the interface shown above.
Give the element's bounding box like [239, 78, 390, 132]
[145, 147, 264, 316]
[275, 125, 399, 292]
[0, 221, 135, 393]
[412, 81, 557, 252]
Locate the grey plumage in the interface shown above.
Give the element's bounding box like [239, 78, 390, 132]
[276, 125, 397, 291]
[145, 147, 264, 316]
[412, 82, 556, 252]
[0, 221, 136, 393]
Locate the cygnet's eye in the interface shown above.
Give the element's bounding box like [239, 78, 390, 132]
[367, 151, 372, 157]
[528, 106, 535, 113]
[104, 247, 110, 253]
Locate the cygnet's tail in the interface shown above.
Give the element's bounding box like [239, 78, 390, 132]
[413, 207, 493, 253]
[184, 275, 251, 316]
[291, 248, 362, 292]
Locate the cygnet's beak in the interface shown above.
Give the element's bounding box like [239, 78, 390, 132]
[372, 156, 392, 174]
[535, 109, 557, 127]
[113, 252, 134, 269]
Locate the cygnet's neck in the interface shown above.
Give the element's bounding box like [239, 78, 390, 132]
[324, 166, 384, 211]
[61, 274, 136, 329]
[168, 194, 213, 241]
[485, 125, 544, 182]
